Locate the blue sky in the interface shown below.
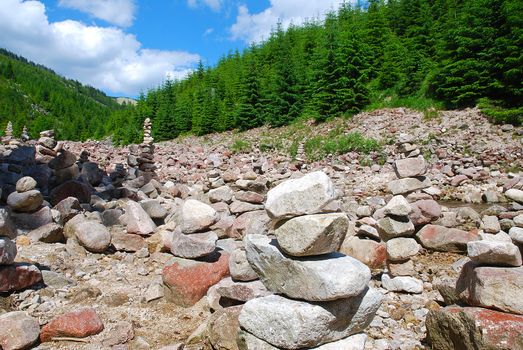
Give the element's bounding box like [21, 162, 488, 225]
[0, 0, 350, 97]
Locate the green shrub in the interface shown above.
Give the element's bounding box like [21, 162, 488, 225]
[230, 139, 251, 153]
[303, 132, 381, 161]
[478, 98, 522, 125]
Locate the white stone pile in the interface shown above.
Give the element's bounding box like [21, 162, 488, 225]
[21, 125, 30, 142]
[237, 171, 383, 349]
[377, 195, 424, 293]
[127, 118, 156, 180]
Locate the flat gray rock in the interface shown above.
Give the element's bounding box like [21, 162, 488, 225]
[238, 289, 382, 349]
[181, 199, 219, 233]
[237, 331, 367, 350]
[505, 189, 523, 204]
[377, 216, 415, 241]
[229, 248, 258, 282]
[265, 171, 336, 221]
[387, 177, 431, 195]
[383, 195, 413, 217]
[386, 237, 420, 262]
[0, 311, 40, 350]
[244, 234, 370, 301]
[275, 213, 348, 256]
[381, 274, 423, 293]
[74, 221, 111, 253]
[394, 156, 427, 178]
[167, 229, 217, 259]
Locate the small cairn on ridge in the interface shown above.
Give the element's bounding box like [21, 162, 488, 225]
[237, 171, 383, 349]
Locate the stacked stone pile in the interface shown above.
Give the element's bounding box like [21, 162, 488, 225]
[127, 118, 156, 181]
[35, 130, 59, 163]
[2, 121, 13, 143]
[7, 176, 52, 231]
[387, 134, 432, 196]
[237, 171, 383, 349]
[21, 126, 30, 142]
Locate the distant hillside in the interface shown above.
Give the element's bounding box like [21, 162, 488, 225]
[0, 48, 123, 140]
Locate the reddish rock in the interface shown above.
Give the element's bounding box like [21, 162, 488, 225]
[409, 200, 441, 226]
[162, 252, 230, 307]
[416, 224, 479, 253]
[228, 210, 270, 239]
[40, 308, 104, 342]
[234, 191, 265, 204]
[340, 236, 387, 269]
[50, 180, 93, 206]
[0, 263, 43, 292]
[426, 306, 523, 350]
[450, 175, 469, 187]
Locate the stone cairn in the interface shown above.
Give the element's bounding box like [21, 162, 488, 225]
[35, 130, 59, 163]
[2, 121, 13, 143]
[236, 171, 383, 349]
[127, 118, 156, 180]
[1, 177, 44, 293]
[20, 125, 30, 142]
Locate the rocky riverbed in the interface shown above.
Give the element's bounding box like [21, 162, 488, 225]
[0, 107, 522, 350]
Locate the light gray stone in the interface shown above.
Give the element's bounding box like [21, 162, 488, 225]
[229, 248, 258, 282]
[237, 331, 367, 350]
[74, 221, 111, 253]
[381, 274, 423, 293]
[181, 199, 219, 233]
[386, 238, 420, 262]
[467, 240, 522, 266]
[208, 186, 234, 204]
[394, 156, 427, 178]
[0, 237, 17, 265]
[383, 195, 413, 217]
[7, 190, 43, 212]
[244, 234, 370, 301]
[166, 229, 217, 259]
[514, 214, 523, 227]
[275, 213, 348, 256]
[238, 289, 382, 349]
[482, 215, 501, 234]
[15, 177, 37, 193]
[265, 171, 336, 221]
[140, 199, 167, 219]
[506, 189, 523, 204]
[377, 216, 415, 241]
[510, 226, 523, 244]
[387, 177, 431, 195]
[121, 201, 156, 235]
[27, 223, 64, 243]
[0, 311, 40, 350]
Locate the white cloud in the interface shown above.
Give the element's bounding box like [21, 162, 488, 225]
[230, 0, 350, 43]
[58, 0, 136, 27]
[187, 0, 222, 12]
[0, 0, 200, 96]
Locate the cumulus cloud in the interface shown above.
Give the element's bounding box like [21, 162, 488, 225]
[0, 0, 200, 96]
[58, 0, 136, 27]
[187, 0, 222, 12]
[230, 0, 350, 43]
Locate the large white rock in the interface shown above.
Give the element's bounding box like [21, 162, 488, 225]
[381, 274, 423, 293]
[394, 156, 427, 178]
[275, 213, 348, 256]
[121, 201, 156, 235]
[377, 216, 415, 241]
[181, 199, 219, 233]
[237, 331, 366, 350]
[386, 238, 420, 262]
[265, 171, 336, 221]
[238, 290, 382, 349]
[244, 234, 370, 301]
[505, 189, 523, 204]
[74, 221, 111, 253]
[467, 240, 522, 267]
[510, 226, 523, 244]
[383, 195, 413, 217]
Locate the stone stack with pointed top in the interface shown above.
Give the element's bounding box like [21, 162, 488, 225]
[387, 133, 431, 195]
[21, 125, 30, 142]
[238, 171, 382, 349]
[2, 121, 13, 143]
[127, 118, 156, 181]
[36, 130, 59, 163]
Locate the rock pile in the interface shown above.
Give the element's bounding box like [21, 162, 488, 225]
[127, 118, 156, 181]
[21, 126, 30, 142]
[238, 171, 383, 349]
[2, 121, 13, 142]
[388, 134, 431, 195]
[35, 130, 59, 163]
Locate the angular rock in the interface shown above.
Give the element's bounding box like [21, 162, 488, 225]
[426, 306, 523, 350]
[467, 240, 522, 266]
[409, 199, 441, 226]
[101, 208, 124, 227]
[275, 213, 348, 256]
[245, 234, 370, 301]
[387, 259, 416, 277]
[10, 206, 53, 230]
[207, 305, 241, 350]
[506, 189, 523, 204]
[215, 277, 270, 301]
[140, 199, 167, 220]
[381, 274, 423, 293]
[49, 180, 92, 206]
[121, 201, 156, 235]
[111, 230, 147, 252]
[340, 236, 387, 269]
[237, 331, 367, 350]
[416, 225, 479, 253]
[208, 186, 234, 204]
[234, 191, 265, 204]
[0, 263, 42, 292]
[74, 221, 111, 253]
[456, 263, 523, 315]
[80, 162, 102, 186]
[482, 215, 501, 234]
[386, 237, 420, 262]
[387, 177, 432, 195]
[0, 237, 16, 265]
[229, 210, 270, 239]
[7, 190, 43, 212]
[230, 200, 264, 214]
[265, 171, 336, 220]
[40, 308, 104, 342]
[166, 229, 217, 259]
[229, 248, 258, 282]
[181, 199, 219, 233]
[377, 216, 415, 241]
[239, 289, 382, 349]
[0, 208, 16, 239]
[53, 196, 82, 224]
[48, 150, 77, 170]
[394, 156, 427, 178]
[383, 195, 413, 217]
[162, 251, 230, 307]
[53, 164, 79, 184]
[15, 177, 37, 193]
[0, 311, 40, 350]
[510, 226, 523, 244]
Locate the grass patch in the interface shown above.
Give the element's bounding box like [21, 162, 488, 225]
[478, 98, 522, 125]
[230, 139, 251, 153]
[303, 132, 381, 161]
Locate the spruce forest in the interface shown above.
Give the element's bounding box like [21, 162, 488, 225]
[1, 0, 522, 144]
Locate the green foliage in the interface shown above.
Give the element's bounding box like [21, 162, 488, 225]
[230, 139, 251, 153]
[304, 132, 381, 161]
[478, 98, 523, 125]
